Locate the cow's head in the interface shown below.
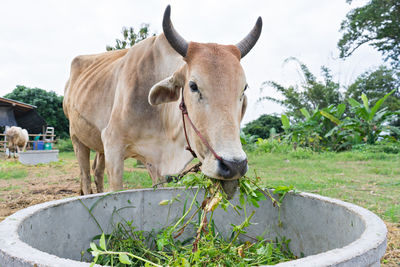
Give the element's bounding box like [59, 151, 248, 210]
[149, 6, 262, 198]
[6, 128, 17, 140]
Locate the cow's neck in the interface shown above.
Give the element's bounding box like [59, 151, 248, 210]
[130, 34, 194, 180]
[157, 98, 194, 174]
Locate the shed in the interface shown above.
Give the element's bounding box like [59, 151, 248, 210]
[0, 97, 47, 134]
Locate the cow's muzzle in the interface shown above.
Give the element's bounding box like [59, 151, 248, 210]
[216, 157, 248, 200]
[217, 158, 248, 179]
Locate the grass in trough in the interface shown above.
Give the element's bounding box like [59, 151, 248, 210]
[85, 175, 297, 266]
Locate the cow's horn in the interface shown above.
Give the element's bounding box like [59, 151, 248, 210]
[236, 17, 263, 58]
[163, 5, 188, 57]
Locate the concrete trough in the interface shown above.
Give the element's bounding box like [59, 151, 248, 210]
[0, 188, 387, 267]
[18, 150, 59, 165]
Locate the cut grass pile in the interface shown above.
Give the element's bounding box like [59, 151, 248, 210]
[85, 176, 296, 266]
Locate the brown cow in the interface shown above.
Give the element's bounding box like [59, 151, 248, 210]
[63, 6, 262, 198]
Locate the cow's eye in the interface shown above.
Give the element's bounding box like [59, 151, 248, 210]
[244, 84, 248, 91]
[189, 81, 199, 93]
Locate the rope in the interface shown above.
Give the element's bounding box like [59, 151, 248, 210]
[179, 87, 222, 161]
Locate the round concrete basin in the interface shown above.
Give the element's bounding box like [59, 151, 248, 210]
[0, 188, 387, 267]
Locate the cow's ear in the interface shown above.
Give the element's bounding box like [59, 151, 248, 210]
[148, 72, 185, 105]
[241, 94, 247, 121]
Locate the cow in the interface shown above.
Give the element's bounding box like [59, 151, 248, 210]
[63, 6, 262, 198]
[5, 126, 29, 158]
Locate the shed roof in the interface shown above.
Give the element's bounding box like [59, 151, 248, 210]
[0, 97, 46, 134]
[0, 97, 36, 116]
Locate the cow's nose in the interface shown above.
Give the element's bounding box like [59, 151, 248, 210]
[217, 158, 248, 179]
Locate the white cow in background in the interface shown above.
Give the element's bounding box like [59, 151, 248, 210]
[6, 126, 29, 158]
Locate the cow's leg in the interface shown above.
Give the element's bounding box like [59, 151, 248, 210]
[104, 146, 124, 191]
[71, 136, 92, 195]
[102, 130, 125, 191]
[92, 152, 105, 193]
[15, 146, 20, 157]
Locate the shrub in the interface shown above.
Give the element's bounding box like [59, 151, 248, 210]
[281, 90, 400, 151]
[352, 140, 400, 154]
[255, 138, 292, 154]
[240, 131, 258, 151]
[56, 139, 74, 152]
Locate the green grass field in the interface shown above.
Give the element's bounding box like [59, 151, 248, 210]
[2, 150, 399, 222]
[57, 149, 400, 223]
[246, 150, 400, 223]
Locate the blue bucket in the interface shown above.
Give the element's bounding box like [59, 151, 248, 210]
[33, 141, 45, 150]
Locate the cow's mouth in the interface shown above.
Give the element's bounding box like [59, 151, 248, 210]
[201, 157, 244, 199]
[220, 179, 239, 200]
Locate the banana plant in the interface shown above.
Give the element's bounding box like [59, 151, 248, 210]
[281, 108, 326, 150]
[346, 89, 397, 144]
[321, 89, 399, 147]
[280, 89, 399, 151]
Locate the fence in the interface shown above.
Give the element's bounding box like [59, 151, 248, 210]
[0, 134, 56, 153]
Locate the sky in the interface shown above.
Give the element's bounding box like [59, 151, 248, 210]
[0, 0, 383, 124]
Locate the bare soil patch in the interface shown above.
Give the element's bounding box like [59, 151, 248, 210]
[384, 222, 400, 267]
[0, 158, 80, 220]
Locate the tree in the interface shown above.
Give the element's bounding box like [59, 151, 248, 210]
[4, 85, 69, 139]
[338, 0, 400, 69]
[106, 24, 155, 51]
[346, 65, 400, 112]
[242, 114, 283, 139]
[260, 57, 342, 119]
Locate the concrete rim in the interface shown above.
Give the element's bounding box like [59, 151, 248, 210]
[0, 189, 387, 267]
[273, 192, 387, 267]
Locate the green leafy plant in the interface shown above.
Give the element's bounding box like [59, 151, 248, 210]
[280, 89, 399, 151]
[55, 139, 74, 152]
[85, 175, 297, 266]
[240, 131, 258, 151]
[280, 107, 333, 151]
[255, 138, 292, 154]
[322, 89, 399, 148]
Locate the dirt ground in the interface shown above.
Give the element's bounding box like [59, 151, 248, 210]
[0, 157, 399, 266]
